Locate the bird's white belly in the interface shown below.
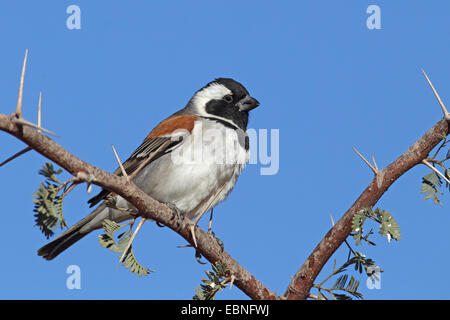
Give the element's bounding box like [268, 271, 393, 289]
[166, 162, 239, 218]
[134, 119, 248, 219]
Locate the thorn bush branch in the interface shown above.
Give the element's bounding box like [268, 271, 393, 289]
[284, 118, 450, 299]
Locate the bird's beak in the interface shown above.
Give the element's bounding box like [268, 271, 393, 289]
[237, 95, 260, 112]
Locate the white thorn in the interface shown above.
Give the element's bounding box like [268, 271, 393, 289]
[352, 146, 378, 175]
[111, 144, 129, 182]
[37, 91, 42, 132]
[118, 218, 147, 265]
[12, 117, 59, 137]
[422, 69, 450, 120]
[15, 49, 28, 118]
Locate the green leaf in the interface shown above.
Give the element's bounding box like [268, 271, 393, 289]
[38, 162, 63, 184]
[421, 171, 443, 205]
[98, 219, 154, 277]
[352, 208, 370, 245]
[333, 274, 348, 290]
[345, 276, 363, 299]
[334, 293, 352, 300]
[374, 208, 401, 242]
[193, 287, 204, 300]
[193, 262, 229, 300]
[329, 273, 363, 300]
[353, 252, 377, 275]
[352, 207, 400, 245]
[98, 219, 124, 252]
[33, 181, 67, 238]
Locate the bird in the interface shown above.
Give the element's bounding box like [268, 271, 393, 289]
[38, 78, 260, 260]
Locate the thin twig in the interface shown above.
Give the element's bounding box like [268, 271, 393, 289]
[330, 213, 355, 255]
[54, 176, 82, 193]
[436, 161, 448, 173]
[0, 146, 32, 167]
[61, 182, 78, 198]
[367, 214, 381, 224]
[422, 159, 450, 184]
[313, 284, 336, 300]
[308, 293, 322, 300]
[429, 134, 447, 160]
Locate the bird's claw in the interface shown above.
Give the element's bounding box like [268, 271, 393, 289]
[195, 250, 207, 264]
[165, 202, 184, 231]
[180, 228, 224, 263]
[156, 221, 165, 228]
[209, 231, 224, 252]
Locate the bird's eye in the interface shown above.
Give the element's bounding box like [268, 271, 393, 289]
[223, 95, 233, 103]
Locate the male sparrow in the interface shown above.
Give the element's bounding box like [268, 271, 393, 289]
[38, 78, 260, 260]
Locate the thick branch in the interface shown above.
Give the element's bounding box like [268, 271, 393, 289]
[283, 118, 449, 300]
[0, 113, 277, 300]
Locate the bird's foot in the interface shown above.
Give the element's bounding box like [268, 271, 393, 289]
[165, 202, 184, 231]
[195, 250, 207, 264]
[209, 231, 224, 252]
[177, 227, 224, 264]
[192, 231, 223, 264]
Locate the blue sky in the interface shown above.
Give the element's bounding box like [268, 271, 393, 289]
[1, 1, 450, 299]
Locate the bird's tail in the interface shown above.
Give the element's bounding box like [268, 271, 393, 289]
[37, 204, 106, 260]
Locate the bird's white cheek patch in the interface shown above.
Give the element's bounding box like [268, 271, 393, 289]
[191, 83, 232, 116]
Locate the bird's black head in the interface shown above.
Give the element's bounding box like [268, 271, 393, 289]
[188, 78, 260, 130]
